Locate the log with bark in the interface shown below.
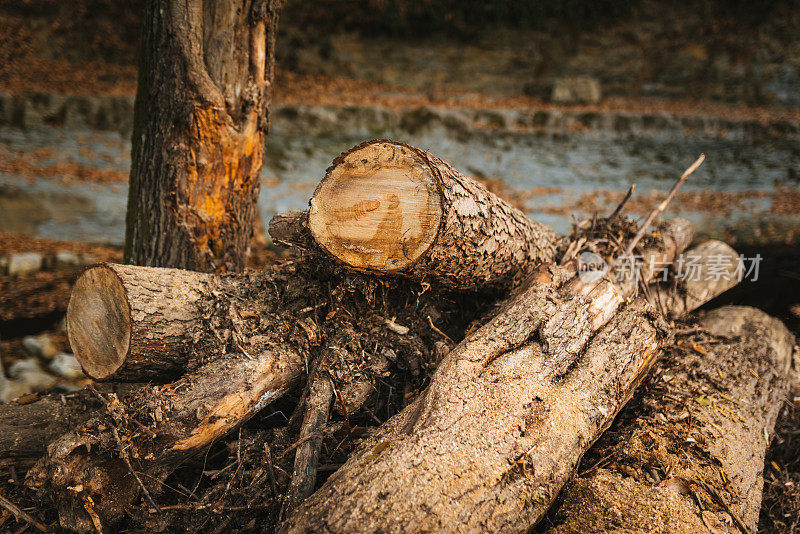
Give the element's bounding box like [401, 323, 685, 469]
[548, 306, 795, 534]
[306, 140, 560, 291]
[22, 253, 474, 531]
[27, 263, 308, 531]
[2, 141, 768, 533]
[281, 235, 741, 532]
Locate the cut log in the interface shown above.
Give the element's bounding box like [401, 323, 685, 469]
[649, 239, 743, 318]
[281, 263, 659, 533]
[307, 140, 560, 290]
[548, 306, 795, 533]
[29, 263, 307, 532]
[67, 264, 214, 381]
[282, 236, 742, 532]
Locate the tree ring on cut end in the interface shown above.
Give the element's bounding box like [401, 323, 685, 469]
[309, 142, 443, 272]
[67, 265, 131, 380]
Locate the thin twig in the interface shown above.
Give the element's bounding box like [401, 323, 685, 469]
[87, 384, 162, 513]
[0, 493, 48, 533]
[608, 183, 636, 221]
[263, 443, 279, 498]
[111, 427, 162, 513]
[697, 479, 749, 534]
[427, 315, 454, 345]
[624, 154, 705, 257]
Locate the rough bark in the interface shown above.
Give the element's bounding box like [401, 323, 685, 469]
[67, 263, 215, 381]
[307, 140, 560, 291]
[28, 264, 307, 532]
[549, 306, 795, 534]
[124, 0, 280, 273]
[281, 231, 742, 532]
[649, 239, 743, 318]
[0, 394, 94, 473]
[281, 262, 661, 533]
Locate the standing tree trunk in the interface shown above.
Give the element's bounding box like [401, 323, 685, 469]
[124, 0, 280, 273]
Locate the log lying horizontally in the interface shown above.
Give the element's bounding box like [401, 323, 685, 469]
[549, 306, 795, 533]
[307, 140, 560, 290]
[67, 264, 215, 381]
[29, 263, 306, 532]
[282, 231, 742, 532]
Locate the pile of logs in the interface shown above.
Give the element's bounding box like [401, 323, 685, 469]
[0, 140, 795, 533]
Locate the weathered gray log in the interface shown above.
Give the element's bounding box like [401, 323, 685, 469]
[548, 306, 795, 533]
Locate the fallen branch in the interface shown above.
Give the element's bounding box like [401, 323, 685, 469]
[0, 492, 48, 533]
[548, 306, 795, 533]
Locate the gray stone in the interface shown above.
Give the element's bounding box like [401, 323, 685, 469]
[8, 359, 56, 392]
[551, 76, 602, 104]
[49, 353, 85, 380]
[53, 250, 82, 268]
[22, 334, 60, 360]
[0, 378, 32, 404]
[4, 252, 44, 276]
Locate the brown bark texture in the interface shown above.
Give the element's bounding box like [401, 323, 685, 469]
[308, 140, 560, 291]
[28, 264, 307, 532]
[281, 261, 662, 533]
[548, 306, 795, 534]
[67, 263, 215, 381]
[24, 255, 473, 532]
[124, 0, 280, 273]
[281, 226, 744, 532]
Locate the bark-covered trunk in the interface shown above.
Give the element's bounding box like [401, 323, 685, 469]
[125, 0, 280, 273]
[281, 235, 742, 532]
[307, 140, 560, 291]
[549, 306, 795, 533]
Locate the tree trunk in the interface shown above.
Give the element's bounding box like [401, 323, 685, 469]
[548, 306, 795, 534]
[307, 140, 560, 291]
[281, 235, 742, 533]
[124, 0, 280, 273]
[67, 263, 214, 381]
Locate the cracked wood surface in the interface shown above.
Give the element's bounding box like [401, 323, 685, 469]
[549, 306, 795, 533]
[281, 263, 665, 533]
[309, 140, 560, 291]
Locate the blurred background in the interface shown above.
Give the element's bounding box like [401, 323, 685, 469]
[0, 1, 798, 529]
